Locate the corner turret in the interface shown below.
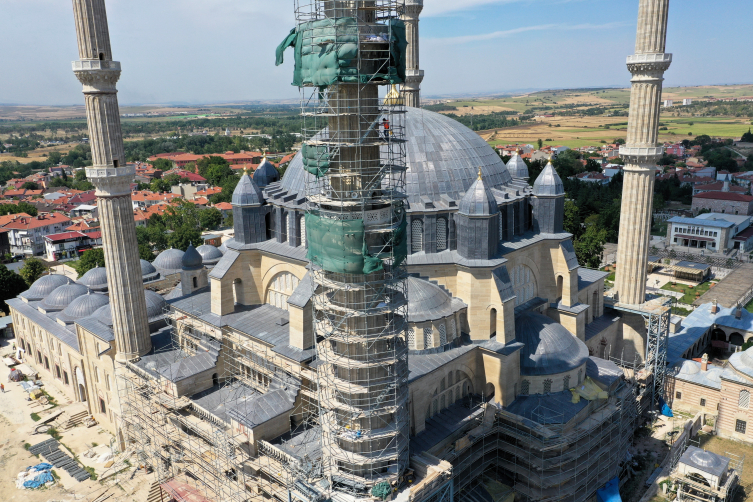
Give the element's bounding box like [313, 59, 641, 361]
[232, 171, 267, 245]
[532, 159, 565, 234]
[456, 168, 500, 259]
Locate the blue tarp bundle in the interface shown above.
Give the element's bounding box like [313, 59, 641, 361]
[22, 463, 55, 489]
[659, 397, 674, 417]
[596, 476, 622, 502]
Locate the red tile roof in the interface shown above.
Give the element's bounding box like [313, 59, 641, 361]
[44, 231, 87, 242]
[694, 192, 753, 202]
[2, 212, 71, 230]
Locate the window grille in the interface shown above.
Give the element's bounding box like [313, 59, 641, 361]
[300, 215, 306, 247]
[423, 327, 432, 349]
[700, 398, 706, 407]
[438, 323, 447, 346]
[412, 219, 423, 252]
[563, 375, 570, 390]
[520, 380, 530, 395]
[676, 391, 682, 400]
[448, 319, 456, 340]
[543, 379, 552, 393]
[436, 218, 447, 251]
[739, 390, 750, 409]
[735, 419, 747, 434]
[407, 328, 415, 349]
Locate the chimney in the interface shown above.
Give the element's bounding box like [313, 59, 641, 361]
[701, 353, 709, 372]
[711, 299, 718, 315]
[736, 303, 743, 320]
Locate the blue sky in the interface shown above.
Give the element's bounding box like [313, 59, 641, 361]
[0, 0, 751, 105]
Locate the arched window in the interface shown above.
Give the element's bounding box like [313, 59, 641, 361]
[556, 275, 563, 301]
[192, 276, 198, 288]
[407, 328, 415, 349]
[106, 375, 111, 391]
[543, 378, 552, 394]
[563, 375, 570, 390]
[300, 216, 306, 247]
[440, 395, 446, 410]
[520, 380, 530, 395]
[284, 213, 290, 242]
[412, 219, 423, 253]
[739, 390, 750, 409]
[436, 218, 447, 251]
[423, 327, 432, 349]
[438, 323, 447, 346]
[511, 264, 537, 307]
[578, 369, 583, 385]
[490, 308, 497, 336]
[448, 319, 457, 341]
[266, 272, 300, 311]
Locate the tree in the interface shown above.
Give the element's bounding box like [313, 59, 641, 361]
[0, 264, 28, 313]
[47, 151, 63, 165]
[573, 224, 607, 269]
[150, 178, 172, 193]
[151, 158, 173, 172]
[742, 128, 753, 143]
[73, 248, 105, 277]
[168, 225, 203, 251]
[21, 181, 39, 190]
[199, 207, 223, 230]
[0, 202, 38, 217]
[563, 200, 582, 238]
[139, 244, 155, 261]
[19, 258, 47, 286]
[74, 169, 88, 182]
[537, 138, 543, 150]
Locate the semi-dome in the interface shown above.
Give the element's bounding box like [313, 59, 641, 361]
[60, 291, 109, 321]
[253, 157, 279, 188]
[506, 151, 529, 179]
[144, 290, 167, 319]
[406, 276, 466, 323]
[196, 244, 223, 265]
[279, 107, 513, 205]
[182, 244, 203, 270]
[39, 280, 90, 311]
[533, 161, 564, 197]
[515, 311, 589, 376]
[21, 274, 70, 301]
[458, 171, 499, 216]
[218, 241, 228, 254]
[232, 172, 264, 206]
[153, 248, 185, 273]
[79, 267, 108, 291]
[678, 359, 701, 375]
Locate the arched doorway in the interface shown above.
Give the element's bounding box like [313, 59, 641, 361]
[711, 328, 726, 341]
[730, 332, 744, 346]
[212, 373, 219, 387]
[79, 383, 87, 402]
[485, 383, 495, 400]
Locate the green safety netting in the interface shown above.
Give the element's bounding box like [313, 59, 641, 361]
[371, 481, 392, 501]
[301, 143, 330, 177]
[276, 18, 406, 87]
[305, 213, 407, 275]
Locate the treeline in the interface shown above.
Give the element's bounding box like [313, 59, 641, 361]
[683, 101, 753, 118]
[123, 133, 296, 163]
[444, 111, 528, 131]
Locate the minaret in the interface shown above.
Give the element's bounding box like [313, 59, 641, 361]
[72, 0, 151, 360]
[402, 0, 424, 108]
[613, 0, 671, 305]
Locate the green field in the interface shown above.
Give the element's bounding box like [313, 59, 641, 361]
[661, 281, 715, 304]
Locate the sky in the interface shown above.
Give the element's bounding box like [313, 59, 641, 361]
[0, 0, 751, 106]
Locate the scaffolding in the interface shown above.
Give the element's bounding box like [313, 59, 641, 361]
[614, 296, 671, 413]
[449, 380, 638, 502]
[291, 0, 410, 494]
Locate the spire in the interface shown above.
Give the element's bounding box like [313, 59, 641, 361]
[533, 160, 564, 197]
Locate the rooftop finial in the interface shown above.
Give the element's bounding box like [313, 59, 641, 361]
[477, 167, 483, 181]
[547, 154, 553, 165]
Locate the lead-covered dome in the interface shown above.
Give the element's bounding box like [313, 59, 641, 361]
[140, 259, 160, 281]
[458, 173, 499, 216]
[406, 276, 466, 323]
[79, 267, 108, 291]
[153, 248, 185, 273]
[253, 157, 279, 188]
[182, 244, 203, 270]
[196, 244, 223, 265]
[506, 151, 529, 179]
[96, 290, 167, 326]
[39, 280, 90, 311]
[232, 173, 264, 206]
[279, 108, 513, 205]
[533, 161, 564, 197]
[515, 311, 589, 376]
[21, 274, 70, 301]
[60, 291, 109, 321]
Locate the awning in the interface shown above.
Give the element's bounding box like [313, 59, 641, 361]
[675, 234, 714, 242]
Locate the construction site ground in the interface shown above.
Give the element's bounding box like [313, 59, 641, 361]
[0, 338, 153, 502]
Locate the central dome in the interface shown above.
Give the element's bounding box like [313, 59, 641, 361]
[515, 312, 589, 376]
[279, 108, 513, 204]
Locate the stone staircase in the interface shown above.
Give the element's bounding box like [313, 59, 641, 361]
[146, 480, 164, 502]
[54, 403, 89, 430]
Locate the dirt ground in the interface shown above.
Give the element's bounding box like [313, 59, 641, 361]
[0, 338, 153, 502]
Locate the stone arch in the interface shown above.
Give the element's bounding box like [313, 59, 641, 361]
[485, 382, 495, 399]
[490, 308, 497, 337]
[265, 271, 300, 311]
[730, 332, 744, 346]
[510, 261, 539, 307]
[556, 275, 564, 300]
[711, 328, 726, 341]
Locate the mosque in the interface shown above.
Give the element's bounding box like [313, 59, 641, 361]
[9, 0, 749, 501]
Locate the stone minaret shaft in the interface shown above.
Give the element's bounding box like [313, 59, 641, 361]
[402, 0, 423, 108]
[614, 0, 671, 305]
[72, 0, 151, 360]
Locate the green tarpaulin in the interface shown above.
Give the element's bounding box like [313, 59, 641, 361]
[301, 143, 331, 177]
[371, 482, 392, 501]
[305, 213, 407, 275]
[276, 18, 407, 87]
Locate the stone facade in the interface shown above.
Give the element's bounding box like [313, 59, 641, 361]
[692, 194, 753, 216]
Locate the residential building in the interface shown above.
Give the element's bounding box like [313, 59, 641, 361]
[692, 191, 753, 216]
[44, 230, 102, 261]
[70, 204, 98, 219]
[3, 212, 72, 256]
[683, 98, 692, 105]
[666, 213, 752, 253]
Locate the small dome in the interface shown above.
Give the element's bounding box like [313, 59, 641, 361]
[689, 449, 722, 468]
[61, 291, 109, 320]
[232, 173, 264, 206]
[406, 276, 464, 323]
[182, 244, 203, 270]
[679, 359, 700, 375]
[533, 161, 564, 197]
[79, 267, 108, 290]
[196, 244, 223, 265]
[140, 259, 158, 278]
[144, 290, 167, 319]
[506, 151, 529, 179]
[21, 274, 70, 301]
[458, 171, 499, 216]
[40, 280, 90, 311]
[515, 312, 589, 376]
[253, 158, 279, 188]
[153, 248, 185, 272]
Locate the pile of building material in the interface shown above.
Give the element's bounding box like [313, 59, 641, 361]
[28, 438, 91, 482]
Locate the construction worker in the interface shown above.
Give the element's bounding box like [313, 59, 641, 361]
[1, 383, 5, 393]
[382, 118, 390, 141]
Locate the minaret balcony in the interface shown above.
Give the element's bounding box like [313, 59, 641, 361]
[626, 53, 672, 64]
[86, 165, 135, 197]
[72, 59, 121, 72]
[619, 145, 665, 164]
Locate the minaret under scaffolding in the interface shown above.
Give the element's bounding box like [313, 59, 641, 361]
[71, 0, 151, 360]
[402, 0, 423, 108]
[614, 0, 672, 306]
